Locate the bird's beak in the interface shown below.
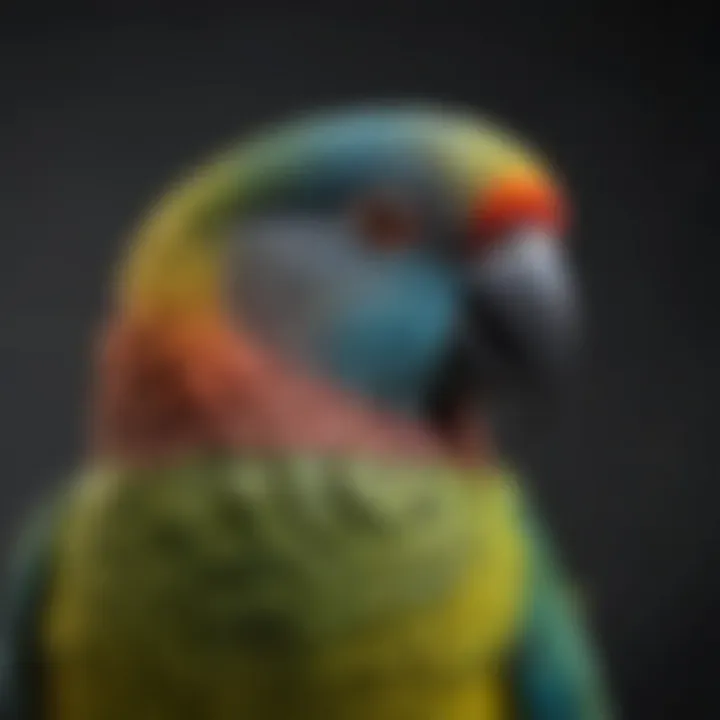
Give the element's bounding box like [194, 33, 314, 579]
[464, 227, 581, 403]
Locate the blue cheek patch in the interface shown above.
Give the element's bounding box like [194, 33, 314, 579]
[320, 257, 460, 415]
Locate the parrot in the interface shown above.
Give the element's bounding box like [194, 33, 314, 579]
[0, 104, 613, 719]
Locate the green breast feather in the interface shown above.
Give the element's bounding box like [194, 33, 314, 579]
[7, 455, 528, 719]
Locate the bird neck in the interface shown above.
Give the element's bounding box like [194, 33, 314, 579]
[89, 313, 464, 466]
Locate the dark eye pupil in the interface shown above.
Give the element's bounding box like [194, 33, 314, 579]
[355, 194, 419, 248]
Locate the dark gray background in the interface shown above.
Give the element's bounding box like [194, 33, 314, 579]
[1, 3, 716, 717]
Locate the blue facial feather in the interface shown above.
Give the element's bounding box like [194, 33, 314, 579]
[235, 203, 460, 420]
[319, 251, 461, 415]
[229, 113, 468, 418]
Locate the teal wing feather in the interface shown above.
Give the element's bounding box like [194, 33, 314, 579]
[0, 494, 63, 720]
[514, 500, 615, 720]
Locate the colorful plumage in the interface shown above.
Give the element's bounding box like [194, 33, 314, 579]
[0, 105, 610, 719]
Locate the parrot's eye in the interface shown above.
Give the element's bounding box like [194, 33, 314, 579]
[352, 191, 420, 250]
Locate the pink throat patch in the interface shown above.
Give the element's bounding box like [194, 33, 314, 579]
[89, 315, 489, 466]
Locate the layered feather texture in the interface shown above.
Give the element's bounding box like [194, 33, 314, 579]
[43, 457, 526, 720]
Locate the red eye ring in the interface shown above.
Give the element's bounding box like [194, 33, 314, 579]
[469, 170, 568, 253]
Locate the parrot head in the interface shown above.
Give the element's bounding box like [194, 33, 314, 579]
[98, 106, 579, 461]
